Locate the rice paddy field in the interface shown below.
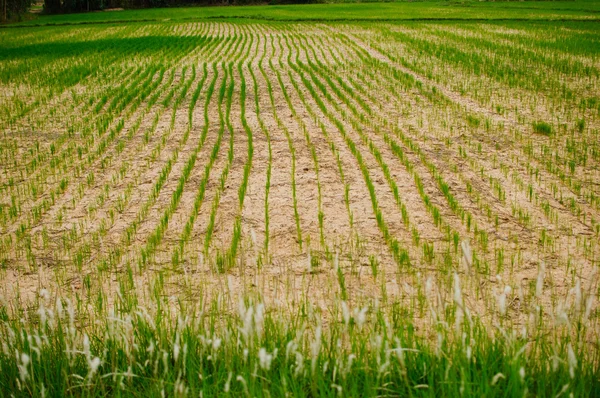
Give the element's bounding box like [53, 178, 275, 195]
[1, 2, 600, 396]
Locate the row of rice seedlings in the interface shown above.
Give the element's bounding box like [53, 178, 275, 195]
[364, 26, 600, 219]
[123, 33, 244, 269]
[69, 72, 196, 271]
[0, 64, 140, 191]
[203, 63, 236, 270]
[271, 48, 327, 254]
[138, 65, 207, 266]
[452, 123, 585, 242]
[334, 30, 599, 282]
[329, 56, 471, 241]
[293, 39, 439, 264]
[281, 34, 411, 270]
[63, 66, 197, 269]
[4, 59, 134, 169]
[298, 30, 507, 274]
[2, 28, 205, 209]
[0, 24, 134, 89]
[220, 60, 255, 271]
[93, 66, 209, 272]
[25, 30, 229, 271]
[2, 83, 159, 261]
[292, 32, 412, 240]
[11, 119, 133, 265]
[7, 66, 188, 271]
[5, 65, 169, 232]
[2, 65, 166, 228]
[305, 39, 419, 227]
[89, 66, 143, 115]
[0, 31, 157, 196]
[72, 66, 200, 270]
[391, 23, 597, 122]
[343, 32, 600, 258]
[249, 41, 273, 263]
[359, 51, 520, 269]
[270, 31, 332, 255]
[45, 68, 170, 222]
[210, 32, 256, 272]
[0, 31, 157, 153]
[5, 38, 182, 192]
[0, 30, 136, 126]
[350, 77, 525, 270]
[282, 63, 357, 240]
[290, 33, 439, 255]
[270, 31, 362, 263]
[201, 34, 255, 271]
[169, 31, 251, 267]
[171, 64, 221, 269]
[258, 56, 303, 252]
[334, 33, 498, 251]
[83, 75, 169, 215]
[283, 66, 365, 296]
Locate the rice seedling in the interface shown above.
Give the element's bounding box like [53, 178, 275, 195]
[533, 120, 553, 136]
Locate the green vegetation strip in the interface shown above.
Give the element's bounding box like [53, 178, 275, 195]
[2, 1, 599, 28]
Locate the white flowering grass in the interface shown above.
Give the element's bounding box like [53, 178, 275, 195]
[0, 279, 598, 397]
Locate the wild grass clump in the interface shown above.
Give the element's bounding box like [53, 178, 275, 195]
[466, 114, 480, 128]
[533, 121, 553, 136]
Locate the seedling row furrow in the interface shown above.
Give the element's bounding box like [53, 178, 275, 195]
[203, 63, 236, 269]
[281, 37, 411, 269]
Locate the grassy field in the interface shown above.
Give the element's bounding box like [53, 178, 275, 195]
[3, 0, 600, 26]
[1, 2, 600, 396]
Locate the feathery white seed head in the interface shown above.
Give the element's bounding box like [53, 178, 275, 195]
[567, 344, 577, 379]
[355, 306, 368, 328]
[461, 240, 472, 268]
[574, 279, 582, 313]
[224, 372, 232, 392]
[88, 357, 101, 376]
[258, 347, 274, 370]
[536, 262, 545, 298]
[453, 273, 463, 306]
[491, 373, 505, 386]
[341, 301, 350, 326]
[556, 384, 569, 398]
[173, 343, 180, 363]
[584, 295, 594, 321]
[18, 352, 30, 382]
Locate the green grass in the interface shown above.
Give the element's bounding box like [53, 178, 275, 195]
[3, 0, 599, 27]
[1, 295, 599, 397]
[533, 121, 553, 136]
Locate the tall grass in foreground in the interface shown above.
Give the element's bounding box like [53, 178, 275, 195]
[0, 276, 598, 397]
